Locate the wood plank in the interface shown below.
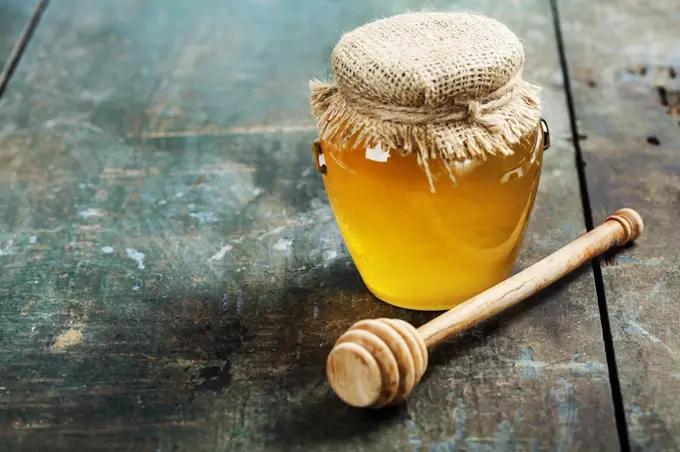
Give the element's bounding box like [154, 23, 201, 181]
[0, 0, 616, 450]
[558, 0, 680, 450]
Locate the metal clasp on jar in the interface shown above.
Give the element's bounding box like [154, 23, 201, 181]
[541, 118, 550, 150]
[312, 139, 327, 174]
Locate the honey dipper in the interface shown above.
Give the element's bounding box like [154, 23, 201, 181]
[326, 208, 643, 408]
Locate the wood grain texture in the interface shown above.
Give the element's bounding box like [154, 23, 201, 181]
[558, 0, 680, 450]
[0, 0, 615, 450]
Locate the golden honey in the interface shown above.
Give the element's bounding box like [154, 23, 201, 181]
[318, 126, 544, 311]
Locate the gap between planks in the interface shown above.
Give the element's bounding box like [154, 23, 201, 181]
[0, 0, 50, 98]
[549, 1, 631, 451]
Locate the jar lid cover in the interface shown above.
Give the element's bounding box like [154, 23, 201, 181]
[309, 12, 542, 189]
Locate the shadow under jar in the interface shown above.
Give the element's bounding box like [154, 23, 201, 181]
[309, 12, 551, 311]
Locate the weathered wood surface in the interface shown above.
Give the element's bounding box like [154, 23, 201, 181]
[559, 0, 680, 450]
[0, 1, 616, 450]
[0, 1, 38, 70]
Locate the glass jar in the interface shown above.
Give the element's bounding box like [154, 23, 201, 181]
[314, 120, 550, 311]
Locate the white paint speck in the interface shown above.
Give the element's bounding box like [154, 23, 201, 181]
[210, 244, 233, 261]
[31, 326, 36, 332]
[310, 198, 324, 209]
[78, 208, 102, 218]
[175, 192, 184, 198]
[29, 236, 37, 244]
[101, 246, 114, 254]
[273, 238, 292, 251]
[323, 250, 338, 262]
[365, 142, 390, 162]
[125, 248, 146, 269]
[626, 320, 662, 344]
[0, 239, 13, 256]
[80, 88, 113, 102]
[158, 199, 167, 206]
[258, 226, 286, 240]
[189, 212, 218, 224]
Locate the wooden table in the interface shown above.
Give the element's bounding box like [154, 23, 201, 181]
[0, 1, 676, 450]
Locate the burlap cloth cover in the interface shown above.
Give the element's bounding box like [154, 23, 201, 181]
[309, 12, 542, 189]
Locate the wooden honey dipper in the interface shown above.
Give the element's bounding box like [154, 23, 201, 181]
[326, 208, 644, 408]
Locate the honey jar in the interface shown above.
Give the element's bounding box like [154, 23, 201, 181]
[309, 12, 550, 311]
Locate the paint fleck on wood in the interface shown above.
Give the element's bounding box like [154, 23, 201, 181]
[51, 325, 84, 351]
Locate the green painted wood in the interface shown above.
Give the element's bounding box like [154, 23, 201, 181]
[558, 0, 680, 450]
[0, 1, 39, 71]
[0, 0, 616, 450]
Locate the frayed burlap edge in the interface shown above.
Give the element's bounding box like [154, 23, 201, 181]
[309, 79, 542, 191]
